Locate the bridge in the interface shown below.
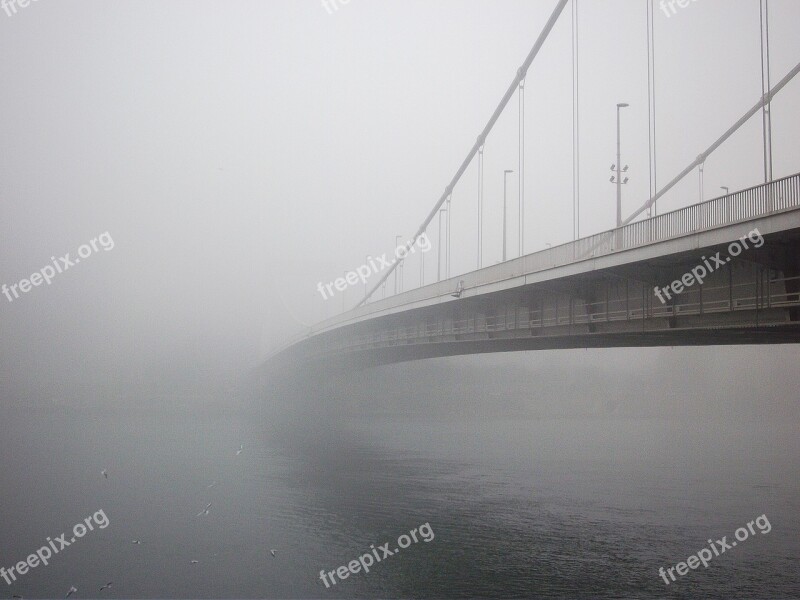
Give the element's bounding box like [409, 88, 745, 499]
[262, 0, 800, 377]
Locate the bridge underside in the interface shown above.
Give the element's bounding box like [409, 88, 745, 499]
[317, 324, 800, 371]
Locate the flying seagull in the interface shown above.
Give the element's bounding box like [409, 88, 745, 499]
[270, 549, 276, 557]
[99, 582, 113, 592]
[65, 586, 78, 598]
[236, 445, 243, 456]
[101, 469, 108, 479]
[196, 502, 212, 517]
[190, 560, 199, 565]
[131, 539, 142, 544]
[207, 481, 217, 489]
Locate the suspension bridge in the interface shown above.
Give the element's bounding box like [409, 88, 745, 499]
[263, 0, 800, 376]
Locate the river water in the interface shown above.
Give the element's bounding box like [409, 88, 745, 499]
[0, 394, 798, 598]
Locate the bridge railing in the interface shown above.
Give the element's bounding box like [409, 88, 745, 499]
[269, 173, 800, 360]
[528, 172, 800, 271]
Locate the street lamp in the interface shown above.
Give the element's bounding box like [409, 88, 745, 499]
[611, 103, 630, 227]
[503, 169, 514, 261]
[721, 186, 730, 195]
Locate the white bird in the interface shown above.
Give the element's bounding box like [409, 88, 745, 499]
[65, 586, 78, 598]
[236, 445, 243, 456]
[270, 549, 276, 557]
[101, 469, 108, 479]
[99, 582, 113, 592]
[131, 539, 142, 544]
[196, 502, 212, 517]
[190, 560, 199, 565]
[207, 481, 217, 489]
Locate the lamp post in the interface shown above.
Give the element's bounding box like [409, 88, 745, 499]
[721, 186, 729, 195]
[503, 169, 514, 262]
[614, 103, 629, 226]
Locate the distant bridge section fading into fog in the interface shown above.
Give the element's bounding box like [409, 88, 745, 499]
[263, 174, 800, 375]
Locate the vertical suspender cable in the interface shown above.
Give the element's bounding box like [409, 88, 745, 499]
[760, 0, 773, 183]
[572, 0, 580, 239]
[647, 0, 658, 217]
[760, 0, 767, 181]
[759, 0, 772, 183]
[766, 1, 773, 181]
[420, 234, 424, 287]
[647, 0, 653, 216]
[519, 79, 525, 256]
[446, 194, 452, 278]
[478, 148, 484, 269]
[478, 145, 484, 269]
[438, 209, 444, 282]
[699, 160, 705, 202]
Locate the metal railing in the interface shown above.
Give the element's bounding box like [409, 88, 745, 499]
[268, 173, 800, 361]
[524, 172, 800, 273]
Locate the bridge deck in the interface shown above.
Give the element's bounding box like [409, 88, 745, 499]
[266, 173, 800, 369]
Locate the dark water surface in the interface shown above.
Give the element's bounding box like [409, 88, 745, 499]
[0, 405, 798, 599]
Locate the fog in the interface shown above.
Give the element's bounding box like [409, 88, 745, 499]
[1, 0, 799, 410]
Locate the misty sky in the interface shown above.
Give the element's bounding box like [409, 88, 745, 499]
[1, 0, 799, 402]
